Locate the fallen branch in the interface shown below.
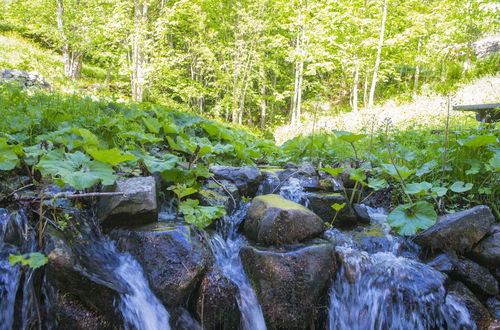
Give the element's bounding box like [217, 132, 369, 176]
[8, 191, 125, 202]
[0, 183, 35, 203]
[209, 177, 237, 210]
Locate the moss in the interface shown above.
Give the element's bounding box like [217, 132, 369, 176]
[356, 225, 385, 238]
[199, 189, 228, 205]
[253, 194, 309, 211]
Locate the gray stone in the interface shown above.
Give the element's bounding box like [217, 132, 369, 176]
[240, 244, 336, 329]
[278, 162, 321, 191]
[244, 194, 325, 245]
[196, 268, 240, 329]
[335, 246, 371, 283]
[473, 35, 500, 58]
[452, 256, 499, 296]
[470, 232, 500, 268]
[427, 253, 455, 273]
[414, 205, 494, 253]
[98, 176, 158, 228]
[486, 297, 500, 320]
[111, 222, 211, 307]
[210, 165, 264, 197]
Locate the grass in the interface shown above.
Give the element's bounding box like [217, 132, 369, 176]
[0, 31, 124, 96]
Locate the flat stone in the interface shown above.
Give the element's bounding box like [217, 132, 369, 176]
[414, 205, 494, 253]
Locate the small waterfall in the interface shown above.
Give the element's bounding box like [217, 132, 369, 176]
[0, 244, 21, 330]
[327, 207, 476, 330]
[210, 204, 267, 330]
[115, 251, 171, 330]
[278, 177, 309, 207]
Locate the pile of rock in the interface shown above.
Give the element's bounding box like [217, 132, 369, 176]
[240, 194, 336, 329]
[0, 68, 51, 89]
[415, 206, 500, 327]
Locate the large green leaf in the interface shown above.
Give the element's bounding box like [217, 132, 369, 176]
[332, 130, 366, 143]
[387, 201, 437, 236]
[320, 167, 346, 177]
[449, 181, 473, 193]
[179, 198, 226, 230]
[381, 164, 415, 180]
[404, 182, 432, 196]
[0, 140, 18, 170]
[461, 135, 497, 148]
[37, 149, 115, 190]
[9, 252, 48, 268]
[367, 177, 388, 191]
[87, 147, 135, 165]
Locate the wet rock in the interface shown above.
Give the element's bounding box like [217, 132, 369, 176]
[353, 203, 371, 223]
[414, 205, 494, 253]
[196, 268, 240, 329]
[306, 192, 345, 223]
[447, 281, 492, 329]
[98, 176, 158, 228]
[43, 228, 121, 323]
[318, 171, 344, 192]
[427, 253, 456, 273]
[451, 256, 499, 296]
[240, 244, 336, 329]
[198, 180, 240, 214]
[278, 162, 321, 191]
[335, 246, 371, 283]
[210, 165, 264, 197]
[0, 209, 29, 246]
[470, 232, 500, 269]
[256, 169, 281, 195]
[43, 285, 115, 330]
[244, 194, 325, 245]
[486, 297, 500, 320]
[112, 222, 211, 307]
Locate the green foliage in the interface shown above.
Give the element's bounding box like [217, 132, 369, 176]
[9, 252, 48, 269]
[179, 199, 226, 230]
[387, 201, 437, 236]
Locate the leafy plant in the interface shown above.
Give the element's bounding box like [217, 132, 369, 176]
[9, 252, 48, 268]
[387, 201, 437, 236]
[179, 199, 226, 230]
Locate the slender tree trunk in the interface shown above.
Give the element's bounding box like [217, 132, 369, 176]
[131, 0, 148, 102]
[352, 63, 360, 111]
[368, 0, 388, 109]
[363, 66, 369, 107]
[291, 8, 306, 126]
[260, 82, 266, 129]
[56, 0, 82, 81]
[413, 39, 421, 101]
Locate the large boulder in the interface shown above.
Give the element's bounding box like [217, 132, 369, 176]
[111, 222, 211, 307]
[98, 176, 158, 228]
[335, 246, 371, 283]
[210, 166, 265, 197]
[244, 194, 325, 245]
[414, 206, 494, 253]
[196, 268, 240, 329]
[469, 232, 500, 269]
[240, 244, 336, 329]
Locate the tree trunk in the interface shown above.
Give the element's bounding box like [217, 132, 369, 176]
[413, 39, 421, 101]
[363, 66, 369, 107]
[352, 63, 360, 111]
[56, 0, 82, 81]
[260, 82, 266, 129]
[291, 9, 306, 126]
[131, 0, 148, 103]
[368, 0, 388, 109]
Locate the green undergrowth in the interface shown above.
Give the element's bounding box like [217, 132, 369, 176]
[0, 84, 277, 228]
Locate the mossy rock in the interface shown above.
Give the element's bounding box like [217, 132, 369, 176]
[244, 194, 325, 246]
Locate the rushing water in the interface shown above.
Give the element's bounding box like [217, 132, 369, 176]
[278, 177, 309, 206]
[210, 203, 267, 330]
[327, 208, 476, 330]
[115, 249, 171, 330]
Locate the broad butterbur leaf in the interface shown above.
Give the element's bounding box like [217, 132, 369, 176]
[387, 201, 437, 236]
[320, 167, 346, 177]
[179, 199, 226, 230]
[37, 149, 115, 190]
[404, 182, 432, 196]
[450, 181, 473, 193]
[87, 147, 135, 165]
[9, 252, 48, 269]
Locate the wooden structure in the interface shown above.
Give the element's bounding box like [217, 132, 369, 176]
[453, 103, 500, 123]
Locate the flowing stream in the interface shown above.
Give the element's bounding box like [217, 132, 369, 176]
[210, 203, 267, 330]
[326, 207, 476, 330]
